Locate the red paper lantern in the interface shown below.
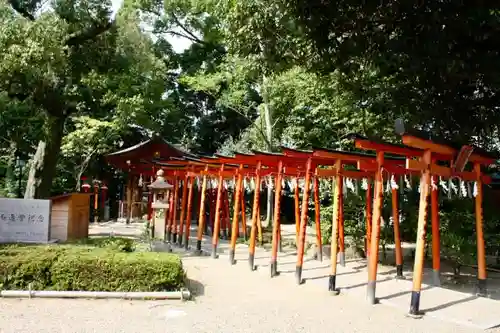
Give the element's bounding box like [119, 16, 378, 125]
[81, 177, 91, 193]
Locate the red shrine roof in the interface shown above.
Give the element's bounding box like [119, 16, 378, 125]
[106, 135, 196, 174]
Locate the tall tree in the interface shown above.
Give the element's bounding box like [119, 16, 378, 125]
[0, 0, 170, 198]
[281, 1, 500, 147]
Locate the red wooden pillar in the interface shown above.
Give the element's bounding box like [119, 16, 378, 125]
[211, 164, 225, 258]
[295, 157, 313, 285]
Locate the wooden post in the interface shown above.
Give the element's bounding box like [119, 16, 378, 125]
[431, 175, 441, 286]
[208, 189, 215, 233]
[93, 182, 99, 223]
[474, 163, 487, 296]
[195, 170, 208, 254]
[222, 189, 230, 240]
[248, 162, 262, 270]
[329, 168, 342, 295]
[256, 188, 263, 246]
[277, 173, 283, 253]
[229, 166, 244, 265]
[270, 161, 284, 277]
[126, 176, 133, 224]
[171, 177, 180, 244]
[313, 176, 323, 262]
[409, 150, 431, 317]
[392, 186, 404, 279]
[147, 167, 154, 221]
[147, 190, 153, 222]
[338, 182, 345, 267]
[241, 194, 247, 240]
[211, 164, 225, 258]
[165, 182, 175, 242]
[178, 175, 189, 247]
[165, 176, 175, 243]
[294, 178, 300, 245]
[367, 151, 384, 304]
[365, 180, 372, 260]
[295, 157, 313, 285]
[184, 176, 195, 250]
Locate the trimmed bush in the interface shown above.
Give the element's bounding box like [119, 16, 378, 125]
[72, 236, 136, 252]
[0, 245, 185, 291]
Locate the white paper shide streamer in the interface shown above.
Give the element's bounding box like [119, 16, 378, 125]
[404, 175, 412, 189]
[460, 180, 467, 197]
[346, 178, 355, 192]
[449, 179, 458, 194]
[390, 175, 399, 190]
[361, 178, 368, 190]
[431, 177, 437, 191]
[385, 177, 391, 193]
[439, 177, 448, 193]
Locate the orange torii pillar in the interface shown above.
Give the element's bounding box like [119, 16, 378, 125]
[211, 164, 225, 258]
[248, 162, 262, 271]
[222, 188, 230, 240]
[184, 176, 195, 250]
[338, 183, 345, 267]
[195, 167, 208, 255]
[178, 175, 189, 247]
[295, 157, 313, 284]
[165, 178, 175, 244]
[409, 150, 432, 317]
[241, 191, 247, 240]
[229, 165, 244, 265]
[313, 175, 323, 262]
[365, 179, 372, 260]
[270, 161, 284, 277]
[431, 175, 441, 286]
[294, 177, 301, 245]
[474, 163, 487, 297]
[392, 179, 404, 279]
[170, 177, 180, 244]
[367, 151, 384, 304]
[328, 163, 342, 294]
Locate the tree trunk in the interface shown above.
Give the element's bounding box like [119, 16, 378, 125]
[75, 150, 96, 191]
[24, 115, 66, 199]
[261, 74, 273, 228]
[24, 141, 45, 199]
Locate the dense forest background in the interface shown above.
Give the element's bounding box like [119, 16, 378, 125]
[1, 1, 500, 264]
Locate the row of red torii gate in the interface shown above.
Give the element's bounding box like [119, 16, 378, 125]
[106, 130, 496, 317]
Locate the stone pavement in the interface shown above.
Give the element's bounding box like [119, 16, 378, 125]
[87, 221, 500, 331]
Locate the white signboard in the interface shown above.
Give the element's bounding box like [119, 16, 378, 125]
[0, 198, 51, 243]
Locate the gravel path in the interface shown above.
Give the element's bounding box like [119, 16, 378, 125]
[1, 222, 498, 333]
[1, 253, 498, 333]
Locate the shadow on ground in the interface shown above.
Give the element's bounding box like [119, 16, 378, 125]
[185, 279, 205, 299]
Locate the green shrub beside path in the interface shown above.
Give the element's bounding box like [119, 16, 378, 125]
[0, 239, 185, 292]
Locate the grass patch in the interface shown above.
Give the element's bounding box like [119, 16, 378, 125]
[0, 238, 185, 292]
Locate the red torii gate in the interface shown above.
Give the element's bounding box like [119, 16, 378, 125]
[113, 133, 496, 319]
[353, 132, 494, 316]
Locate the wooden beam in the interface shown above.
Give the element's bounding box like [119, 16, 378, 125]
[402, 135, 496, 165]
[355, 138, 424, 157]
[405, 159, 491, 183]
[313, 149, 373, 163]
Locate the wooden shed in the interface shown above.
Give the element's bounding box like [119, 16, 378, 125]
[50, 193, 91, 242]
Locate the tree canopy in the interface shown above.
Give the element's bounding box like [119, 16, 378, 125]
[0, 0, 499, 198]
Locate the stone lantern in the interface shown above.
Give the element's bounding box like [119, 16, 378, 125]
[148, 169, 173, 240]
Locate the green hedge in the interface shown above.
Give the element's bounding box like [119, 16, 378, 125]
[0, 243, 185, 292]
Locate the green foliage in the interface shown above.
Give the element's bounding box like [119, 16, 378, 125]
[71, 236, 137, 252]
[280, 1, 500, 146]
[0, 243, 185, 291]
[320, 191, 367, 249]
